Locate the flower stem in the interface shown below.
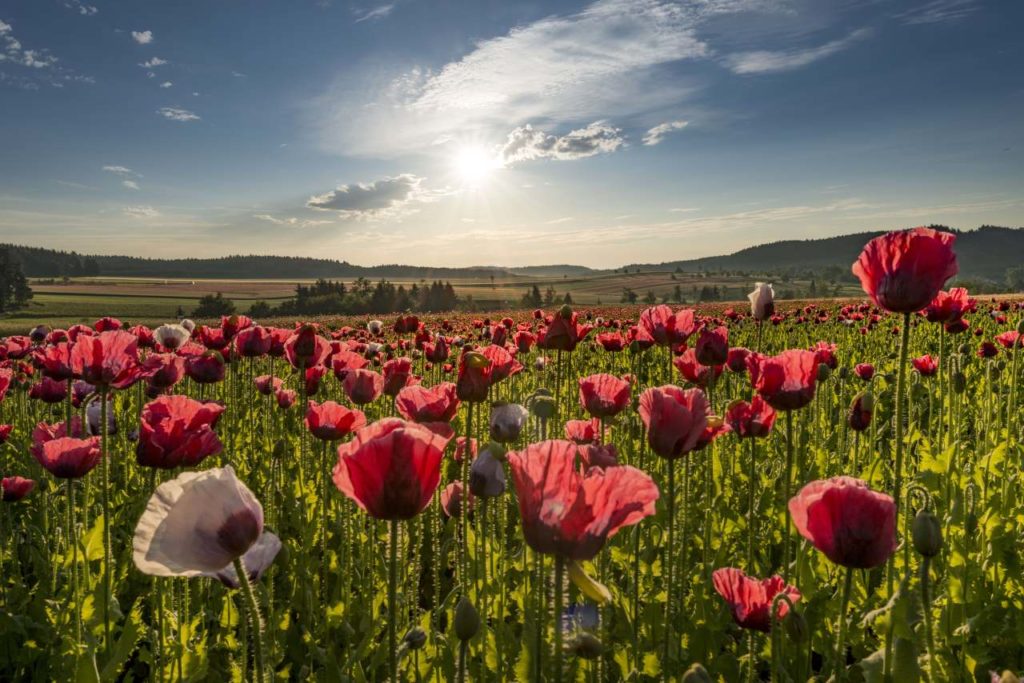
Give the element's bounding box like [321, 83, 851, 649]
[100, 386, 112, 657]
[554, 556, 565, 683]
[664, 457, 676, 666]
[833, 566, 854, 680]
[388, 518, 399, 683]
[233, 556, 266, 683]
[782, 410, 794, 582]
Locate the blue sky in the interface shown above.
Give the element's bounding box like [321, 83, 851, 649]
[0, 0, 1021, 267]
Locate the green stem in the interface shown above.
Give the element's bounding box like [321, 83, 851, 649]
[100, 386, 112, 657]
[663, 457, 676, 666]
[554, 556, 564, 683]
[782, 410, 794, 582]
[834, 566, 854, 680]
[920, 557, 936, 679]
[233, 556, 266, 683]
[389, 518, 399, 683]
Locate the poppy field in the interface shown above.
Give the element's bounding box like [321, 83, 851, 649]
[2, 226, 1023, 682]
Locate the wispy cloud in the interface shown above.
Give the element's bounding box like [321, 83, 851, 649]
[498, 122, 624, 166]
[642, 120, 688, 146]
[353, 3, 395, 23]
[122, 180, 140, 190]
[102, 165, 139, 177]
[157, 107, 200, 122]
[131, 30, 153, 45]
[725, 28, 871, 75]
[0, 19, 58, 68]
[894, 0, 978, 25]
[62, 1, 98, 16]
[139, 57, 168, 68]
[123, 205, 160, 218]
[253, 214, 335, 228]
[306, 173, 449, 220]
[159, 81, 173, 88]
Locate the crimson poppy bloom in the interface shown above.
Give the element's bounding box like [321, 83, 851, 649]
[342, 368, 384, 405]
[37, 342, 75, 381]
[811, 341, 838, 370]
[996, 331, 1022, 349]
[456, 350, 492, 403]
[34, 436, 102, 479]
[726, 346, 751, 373]
[852, 227, 958, 313]
[305, 400, 367, 441]
[725, 396, 776, 439]
[746, 350, 818, 411]
[538, 310, 593, 352]
[848, 393, 872, 432]
[382, 357, 419, 397]
[254, 375, 282, 396]
[93, 317, 122, 332]
[788, 476, 896, 569]
[507, 439, 659, 560]
[638, 385, 710, 459]
[674, 348, 723, 388]
[578, 373, 631, 419]
[137, 395, 226, 469]
[29, 377, 68, 404]
[440, 481, 473, 518]
[912, 355, 938, 376]
[924, 287, 975, 324]
[637, 306, 699, 346]
[142, 353, 186, 391]
[284, 324, 330, 369]
[234, 325, 272, 357]
[275, 388, 297, 409]
[712, 567, 800, 632]
[596, 332, 626, 352]
[481, 344, 523, 385]
[70, 330, 142, 389]
[395, 383, 459, 423]
[185, 351, 226, 385]
[564, 418, 601, 445]
[2, 476, 35, 502]
[331, 350, 369, 380]
[695, 326, 729, 367]
[854, 363, 875, 381]
[333, 418, 452, 520]
[0, 424, 12, 445]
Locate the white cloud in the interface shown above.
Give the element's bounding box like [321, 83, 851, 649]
[122, 180, 140, 190]
[123, 205, 160, 218]
[159, 81, 173, 88]
[139, 57, 168, 68]
[0, 20, 58, 69]
[157, 107, 200, 122]
[498, 122, 624, 166]
[894, 0, 977, 25]
[102, 165, 140, 177]
[725, 28, 871, 75]
[63, 1, 98, 16]
[131, 30, 153, 45]
[643, 120, 688, 146]
[253, 214, 335, 228]
[353, 3, 395, 23]
[306, 174, 448, 220]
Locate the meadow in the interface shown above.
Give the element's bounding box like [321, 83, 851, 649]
[1, 227, 1022, 682]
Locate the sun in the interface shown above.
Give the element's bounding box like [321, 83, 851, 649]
[453, 146, 499, 187]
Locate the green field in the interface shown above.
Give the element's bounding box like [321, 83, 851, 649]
[0, 272, 862, 335]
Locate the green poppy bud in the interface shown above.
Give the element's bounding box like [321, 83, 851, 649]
[817, 363, 831, 382]
[403, 627, 427, 651]
[681, 663, 713, 683]
[454, 596, 479, 642]
[784, 609, 808, 643]
[952, 371, 966, 394]
[912, 509, 943, 557]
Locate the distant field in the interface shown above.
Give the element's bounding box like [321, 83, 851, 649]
[0, 273, 863, 335]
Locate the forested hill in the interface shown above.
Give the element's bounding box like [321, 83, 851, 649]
[623, 225, 1024, 282]
[4, 225, 1022, 282]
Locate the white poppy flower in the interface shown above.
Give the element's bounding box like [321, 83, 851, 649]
[748, 283, 775, 321]
[155, 323, 192, 350]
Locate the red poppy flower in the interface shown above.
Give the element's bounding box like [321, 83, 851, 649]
[37, 342, 75, 381]
[0, 424, 12, 445]
[382, 357, 419, 397]
[977, 342, 998, 359]
[331, 350, 369, 380]
[674, 348, 723, 388]
[480, 344, 523, 384]
[1, 476, 35, 502]
[440, 480, 473, 518]
[852, 227, 958, 313]
[854, 363, 875, 381]
[234, 325, 272, 358]
[185, 351, 226, 385]
[275, 388, 297, 409]
[305, 400, 367, 441]
[220, 314, 253, 341]
[996, 331, 1022, 349]
[141, 353, 186, 390]
[395, 382, 460, 423]
[924, 287, 975, 324]
[507, 439, 659, 560]
[695, 326, 729, 367]
[578, 373, 631, 419]
[137, 395, 226, 469]
[456, 350, 492, 403]
[596, 332, 626, 352]
[746, 350, 818, 411]
[34, 436, 102, 479]
[254, 375, 282, 396]
[788, 476, 896, 569]
[564, 418, 601, 445]
[70, 330, 142, 389]
[726, 347, 751, 373]
[29, 377, 68, 404]
[811, 341, 838, 370]
[332, 418, 452, 520]
[712, 568, 800, 632]
[284, 324, 330, 369]
[725, 396, 776, 439]
[638, 385, 710, 459]
[342, 368, 384, 405]
[637, 306, 699, 346]
[912, 355, 938, 376]
[538, 310, 593, 352]
[848, 393, 872, 432]
[93, 317, 122, 332]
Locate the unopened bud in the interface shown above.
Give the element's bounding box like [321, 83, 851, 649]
[454, 596, 479, 641]
[681, 663, 713, 683]
[403, 627, 427, 651]
[952, 371, 966, 394]
[912, 510, 943, 557]
[784, 609, 808, 643]
[817, 363, 831, 382]
[559, 304, 573, 319]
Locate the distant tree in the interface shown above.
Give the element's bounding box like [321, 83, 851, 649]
[1006, 266, 1024, 292]
[192, 292, 236, 318]
[643, 290, 657, 304]
[522, 284, 543, 308]
[543, 286, 556, 306]
[0, 248, 32, 312]
[562, 292, 573, 305]
[621, 288, 638, 304]
[248, 301, 272, 318]
[673, 284, 683, 303]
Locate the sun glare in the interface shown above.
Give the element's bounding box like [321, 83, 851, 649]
[453, 146, 499, 187]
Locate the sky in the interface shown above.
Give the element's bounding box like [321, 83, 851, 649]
[0, 0, 1022, 268]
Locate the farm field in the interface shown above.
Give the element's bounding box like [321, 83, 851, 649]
[2, 228, 1023, 682]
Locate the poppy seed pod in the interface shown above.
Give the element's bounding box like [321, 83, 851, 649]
[454, 596, 480, 641]
[403, 627, 427, 651]
[528, 390, 557, 420]
[489, 402, 528, 443]
[469, 444, 507, 498]
[912, 509, 943, 557]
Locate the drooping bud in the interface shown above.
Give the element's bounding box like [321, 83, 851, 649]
[784, 609, 808, 644]
[454, 596, 480, 642]
[403, 627, 427, 651]
[681, 663, 713, 683]
[912, 509, 943, 557]
[558, 304, 573, 319]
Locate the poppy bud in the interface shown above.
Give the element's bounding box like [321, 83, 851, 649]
[817, 363, 831, 382]
[681, 663, 713, 683]
[958, 343, 970, 355]
[454, 596, 480, 641]
[568, 632, 604, 660]
[952, 371, 966, 393]
[912, 509, 942, 557]
[489, 402, 528, 443]
[837, 366, 849, 380]
[784, 609, 808, 643]
[403, 627, 427, 651]
[559, 304, 573, 319]
[469, 444, 507, 498]
[528, 391, 557, 420]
